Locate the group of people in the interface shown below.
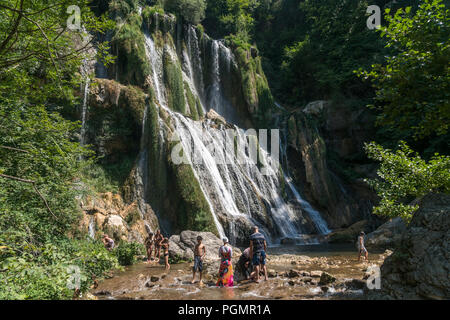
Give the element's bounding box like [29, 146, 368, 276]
[190, 225, 269, 288]
[103, 226, 368, 288]
[144, 229, 171, 270]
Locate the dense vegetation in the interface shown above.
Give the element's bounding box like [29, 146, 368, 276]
[0, 1, 143, 299]
[0, 0, 448, 299]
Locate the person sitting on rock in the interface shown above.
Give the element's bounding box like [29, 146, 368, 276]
[192, 235, 206, 284]
[161, 237, 170, 271]
[154, 229, 164, 262]
[357, 231, 369, 262]
[236, 247, 252, 281]
[249, 226, 268, 282]
[144, 232, 155, 263]
[102, 234, 114, 251]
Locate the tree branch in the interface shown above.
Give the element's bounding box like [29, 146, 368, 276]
[0, 173, 57, 218]
[0, 145, 29, 153]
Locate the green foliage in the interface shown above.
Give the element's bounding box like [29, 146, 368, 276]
[113, 241, 145, 266]
[365, 141, 450, 223]
[112, 13, 151, 85]
[357, 0, 450, 141]
[0, 239, 119, 300]
[164, 0, 207, 25]
[205, 0, 259, 43]
[0, 1, 120, 299]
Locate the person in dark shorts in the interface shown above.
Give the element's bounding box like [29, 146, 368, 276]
[237, 247, 252, 280]
[192, 235, 206, 284]
[161, 237, 170, 271]
[249, 226, 268, 283]
[154, 229, 164, 262]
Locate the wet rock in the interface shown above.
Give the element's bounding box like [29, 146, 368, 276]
[319, 272, 336, 285]
[94, 290, 111, 296]
[206, 109, 226, 126]
[288, 269, 301, 278]
[268, 269, 277, 278]
[328, 220, 368, 243]
[310, 271, 323, 278]
[321, 286, 330, 293]
[303, 100, 330, 115]
[345, 279, 366, 290]
[280, 237, 296, 245]
[302, 277, 313, 283]
[150, 276, 160, 282]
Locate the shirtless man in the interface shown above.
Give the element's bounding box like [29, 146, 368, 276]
[192, 235, 206, 284]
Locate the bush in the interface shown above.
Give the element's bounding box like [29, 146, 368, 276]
[165, 0, 206, 25]
[0, 239, 120, 300]
[365, 141, 450, 223]
[114, 241, 145, 266]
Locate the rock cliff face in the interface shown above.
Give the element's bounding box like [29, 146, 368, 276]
[373, 193, 450, 300]
[78, 192, 158, 244]
[285, 101, 380, 230]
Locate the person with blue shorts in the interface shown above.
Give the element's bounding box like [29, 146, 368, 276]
[249, 226, 268, 283]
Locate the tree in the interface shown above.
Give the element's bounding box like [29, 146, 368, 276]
[164, 0, 207, 25]
[358, 0, 450, 140]
[365, 141, 450, 223]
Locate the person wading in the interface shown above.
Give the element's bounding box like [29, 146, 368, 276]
[154, 229, 164, 262]
[357, 231, 369, 262]
[144, 232, 155, 263]
[192, 235, 206, 284]
[216, 237, 234, 287]
[161, 237, 170, 271]
[249, 226, 268, 283]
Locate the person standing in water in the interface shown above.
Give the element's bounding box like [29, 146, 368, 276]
[161, 237, 170, 271]
[154, 229, 164, 262]
[249, 226, 268, 283]
[237, 247, 252, 280]
[357, 231, 369, 261]
[192, 235, 206, 284]
[216, 237, 234, 287]
[144, 232, 155, 263]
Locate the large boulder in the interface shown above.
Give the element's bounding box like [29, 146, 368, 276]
[373, 193, 450, 300]
[327, 220, 368, 243]
[366, 217, 406, 249]
[168, 231, 241, 263]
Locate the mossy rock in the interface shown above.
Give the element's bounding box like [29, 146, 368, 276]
[111, 13, 150, 86]
[163, 48, 186, 114]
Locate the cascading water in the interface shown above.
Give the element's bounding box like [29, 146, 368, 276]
[140, 28, 330, 245]
[80, 61, 90, 146]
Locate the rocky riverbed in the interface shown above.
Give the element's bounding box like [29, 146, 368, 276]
[89, 245, 390, 300]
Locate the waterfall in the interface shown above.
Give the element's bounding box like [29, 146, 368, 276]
[88, 216, 95, 239]
[141, 30, 330, 245]
[80, 64, 90, 146]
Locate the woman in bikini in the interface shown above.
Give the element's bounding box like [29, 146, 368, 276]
[161, 237, 170, 271]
